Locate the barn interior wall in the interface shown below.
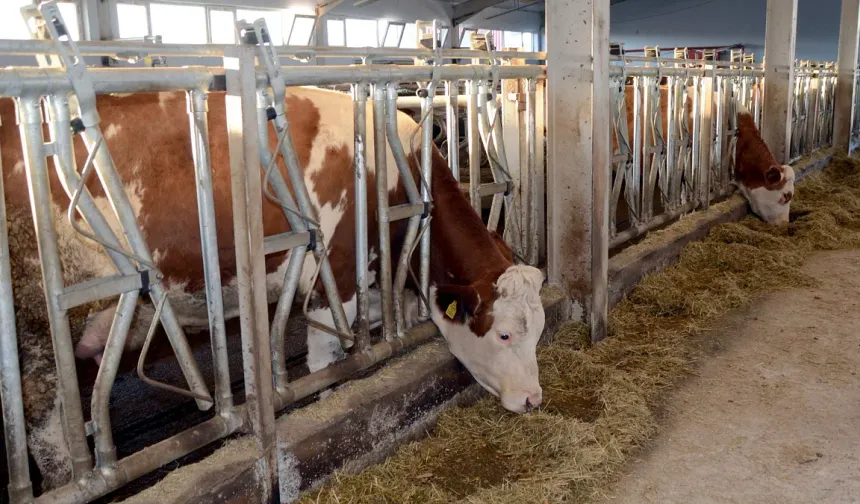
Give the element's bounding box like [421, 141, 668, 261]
[610, 0, 845, 63]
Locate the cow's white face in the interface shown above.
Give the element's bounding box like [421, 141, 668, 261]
[430, 265, 545, 414]
[739, 164, 795, 225]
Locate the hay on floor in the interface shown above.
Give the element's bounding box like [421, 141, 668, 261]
[299, 156, 860, 504]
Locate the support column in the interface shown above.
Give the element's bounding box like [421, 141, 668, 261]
[762, 0, 798, 164]
[224, 45, 276, 501]
[545, 0, 610, 342]
[834, 0, 860, 149]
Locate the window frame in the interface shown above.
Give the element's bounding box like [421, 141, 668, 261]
[381, 21, 405, 48]
[287, 13, 317, 46]
[115, 2, 316, 46]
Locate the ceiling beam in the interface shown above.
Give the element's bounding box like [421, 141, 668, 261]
[452, 0, 509, 25]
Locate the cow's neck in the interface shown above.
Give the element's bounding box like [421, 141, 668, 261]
[426, 153, 513, 287]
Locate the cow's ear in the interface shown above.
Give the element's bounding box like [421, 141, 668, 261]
[434, 284, 481, 324]
[765, 165, 783, 186]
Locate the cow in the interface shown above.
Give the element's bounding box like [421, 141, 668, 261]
[618, 83, 794, 224]
[0, 86, 545, 491]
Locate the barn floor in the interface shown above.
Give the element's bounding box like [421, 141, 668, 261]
[605, 248, 860, 504]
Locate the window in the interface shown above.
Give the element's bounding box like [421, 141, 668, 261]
[522, 32, 534, 52]
[150, 3, 206, 44]
[117, 3, 149, 39]
[288, 14, 316, 46]
[503, 31, 522, 49]
[0, 0, 81, 40]
[400, 22, 417, 49]
[345, 18, 378, 48]
[381, 21, 404, 47]
[327, 18, 345, 46]
[502, 31, 535, 50]
[209, 9, 236, 44]
[237, 9, 283, 45]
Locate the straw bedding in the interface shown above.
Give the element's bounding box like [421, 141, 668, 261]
[298, 156, 860, 504]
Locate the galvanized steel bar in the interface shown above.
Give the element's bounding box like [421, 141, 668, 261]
[384, 84, 422, 337]
[276, 65, 544, 87]
[0, 38, 547, 61]
[467, 80, 482, 212]
[253, 88, 311, 392]
[353, 83, 371, 350]
[80, 121, 213, 411]
[630, 77, 643, 224]
[419, 82, 436, 320]
[372, 84, 395, 341]
[34, 411, 243, 504]
[698, 68, 715, 209]
[187, 89, 233, 414]
[0, 128, 34, 504]
[0, 67, 224, 97]
[17, 95, 93, 479]
[224, 45, 276, 500]
[445, 81, 460, 179]
[91, 291, 138, 470]
[525, 78, 539, 265]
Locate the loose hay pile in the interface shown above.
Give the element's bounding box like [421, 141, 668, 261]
[299, 156, 860, 504]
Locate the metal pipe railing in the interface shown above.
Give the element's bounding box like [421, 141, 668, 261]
[0, 125, 35, 504]
[0, 38, 547, 61]
[17, 95, 94, 479]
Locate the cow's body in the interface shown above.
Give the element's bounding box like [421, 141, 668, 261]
[1, 86, 545, 491]
[616, 83, 794, 224]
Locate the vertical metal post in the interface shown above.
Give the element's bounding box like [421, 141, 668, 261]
[352, 83, 371, 349]
[807, 72, 821, 151]
[501, 65, 524, 253]
[446, 80, 460, 179]
[525, 78, 539, 265]
[224, 45, 275, 500]
[91, 291, 138, 472]
[0, 127, 35, 504]
[187, 89, 233, 414]
[467, 79, 482, 212]
[419, 83, 436, 319]
[16, 95, 94, 479]
[546, 0, 609, 342]
[372, 84, 395, 341]
[698, 68, 715, 209]
[255, 89, 307, 394]
[762, 0, 799, 163]
[535, 79, 546, 265]
[834, 0, 860, 149]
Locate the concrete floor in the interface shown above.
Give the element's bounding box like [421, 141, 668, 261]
[604, 249, 860, 504]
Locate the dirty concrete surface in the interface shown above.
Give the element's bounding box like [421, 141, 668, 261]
[605, 249, 860, 504]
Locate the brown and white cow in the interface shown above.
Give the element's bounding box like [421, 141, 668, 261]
[1, 86, 545, 490]
[619, 83, 794, 224]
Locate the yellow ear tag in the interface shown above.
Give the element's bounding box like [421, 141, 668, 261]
[445, 300, 457, 319]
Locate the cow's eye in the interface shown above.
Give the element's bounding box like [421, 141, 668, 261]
[499, 333, 510, 341]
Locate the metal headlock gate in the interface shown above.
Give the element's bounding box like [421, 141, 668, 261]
[607, 44, 839, 249]
[0, 3, 546, 503]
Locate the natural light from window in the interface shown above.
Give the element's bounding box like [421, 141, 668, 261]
[117, 3, 149, 39]
[209, 9, 236, 44]
[150, 3, 207, 44]
[326, 18, 345, 46]
[288, 15, 315, 46]
[345, 18, 378, 47]
[381, 22, 404, 48]
[0, 0, 81, 40]
[400, 22, 417, 48]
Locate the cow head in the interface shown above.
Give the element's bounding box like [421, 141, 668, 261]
[430, 264, 545, 414]
[739, 164, 795, 225]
